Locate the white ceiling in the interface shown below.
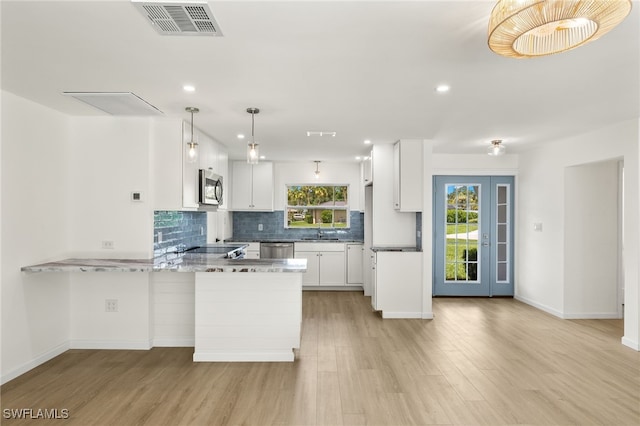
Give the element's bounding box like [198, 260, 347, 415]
[2, 0, 638, 162]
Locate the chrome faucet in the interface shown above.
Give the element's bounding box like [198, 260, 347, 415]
[317, 229, 323, 239]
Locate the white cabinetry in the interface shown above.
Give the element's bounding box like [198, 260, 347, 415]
[393, 140, 423, 212]
[294, 242, 345, 286]
[371, 251, 422, 318]
[243, 242, 261, 259]
[362, 151, 373, 185]
[230, 162, 274, 211]
[346, 243, 363, 285]
[151, 119, 228, 211]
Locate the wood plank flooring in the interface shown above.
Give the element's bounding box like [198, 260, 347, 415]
[2, 292, 639, 425]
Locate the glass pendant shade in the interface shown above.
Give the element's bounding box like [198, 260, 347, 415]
[186, 141, 199, 163]
[488, 0, 632, 58]
[185, 106, 199, 163]
[488, 140, 506, 156]
[246, 107, 261, 164]
[247, 143, 259, 165]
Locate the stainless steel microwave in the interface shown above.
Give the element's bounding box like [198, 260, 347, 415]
[199, 169, 223, 207]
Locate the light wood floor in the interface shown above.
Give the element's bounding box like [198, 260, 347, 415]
[2, 292, 639, 425]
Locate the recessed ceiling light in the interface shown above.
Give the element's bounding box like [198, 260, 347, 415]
[355, 156, 361, 160]
[183, 85, 196, 92]
[364, 139, 371, 145]
[259, 155, 266, 160]
[237, 134, 245, 139]
[435, 84, 450, 93]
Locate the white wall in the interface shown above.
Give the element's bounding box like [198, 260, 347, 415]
[564, 160, 620, 318]
[518, 119, 639, 350]
[274, 161, 362, 211]
[68, 117, 154, 259]
[1, 91, 71, 383]
[432, 154, 519, 175]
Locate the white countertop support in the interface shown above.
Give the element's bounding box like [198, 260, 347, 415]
[194, 272, 302, 362]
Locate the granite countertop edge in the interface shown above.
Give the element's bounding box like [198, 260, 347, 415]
[21, 256, 308, 274]
[225, 238, 365, 243]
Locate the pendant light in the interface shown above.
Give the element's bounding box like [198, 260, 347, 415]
[314, 161, 321, 179]
[488, 139, 506, 156]
[185, 107, 199, 163]
[246, 107, 260, 164]
[488, 0, 632, 58]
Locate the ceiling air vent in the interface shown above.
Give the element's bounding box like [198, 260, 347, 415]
[132, 0, 223, 36]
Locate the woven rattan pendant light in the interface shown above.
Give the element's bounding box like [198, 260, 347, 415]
[488, 0, 632, 58]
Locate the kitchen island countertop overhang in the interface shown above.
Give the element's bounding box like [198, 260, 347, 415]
[21, 256, 307, 274]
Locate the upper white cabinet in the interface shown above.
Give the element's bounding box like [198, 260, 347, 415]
[230, 162, 274, 211]
[362, 150, 373, 185]
[393, 140, 423, 212]
[151, 119, 228, 211]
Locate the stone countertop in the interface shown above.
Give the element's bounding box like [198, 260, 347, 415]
[226, 238, 364, 243]
[371, 246, 422, 252]
[21, 254, 307, 273]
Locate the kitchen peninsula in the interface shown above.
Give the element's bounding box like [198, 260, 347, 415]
[22, 255, 307, 362]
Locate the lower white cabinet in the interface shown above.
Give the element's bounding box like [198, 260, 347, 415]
[346, 243, 363, 285]
[234, 242, 260, 259]
[372, 251, 422, 318]
[294, 242, 345, 286]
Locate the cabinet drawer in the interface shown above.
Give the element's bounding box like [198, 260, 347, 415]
[294, 242, 345, 252]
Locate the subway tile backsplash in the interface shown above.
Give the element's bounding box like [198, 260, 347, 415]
[232, 210, 364, 241]
[154, 211, 207, 255]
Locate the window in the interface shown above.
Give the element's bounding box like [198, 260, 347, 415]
[286, 185, 349, 228]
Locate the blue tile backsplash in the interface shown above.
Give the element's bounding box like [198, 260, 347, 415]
[154, 211, 207, 255]
[232, 210, 364, 241]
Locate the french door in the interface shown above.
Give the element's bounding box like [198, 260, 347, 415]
[433, 176, 514, 297]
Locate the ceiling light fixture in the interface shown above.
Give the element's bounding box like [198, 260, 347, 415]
[435, 84, 450, 93]
[246, 107, 260, 165]
[183, 85, 195, 92]
[488, 0, 632, 58]
[306, 131, 337, 137]
[185, 107, 199, 163]
[488, 139, 506, 156]
[314, 161, 321, 180]
[364, 139, 371, 145]
[237, 134, 245, 140]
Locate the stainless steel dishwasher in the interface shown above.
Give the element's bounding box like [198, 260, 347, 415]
[260, 242, 294, 259]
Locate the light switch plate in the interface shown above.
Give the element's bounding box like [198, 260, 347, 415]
[533, 222, 543, 232]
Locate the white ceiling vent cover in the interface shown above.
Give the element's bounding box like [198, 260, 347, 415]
[63, 92, 164, 116]
[132, 0, 223, 36]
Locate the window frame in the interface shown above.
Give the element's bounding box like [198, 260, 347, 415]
[284, 183, 351, 229]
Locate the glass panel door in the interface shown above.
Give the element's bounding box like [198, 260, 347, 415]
[433, 176, 514, 297]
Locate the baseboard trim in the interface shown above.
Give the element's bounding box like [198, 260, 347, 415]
[152, 337, 195, 347]
[1, 341, 69, 385]
[562, 312, 620, 319]
[69, 339, 152, 350]
[381, 311, 422, 319]
[514, 295, 564, 318]
[621, 336, 639, 351]
[193, 350, 294, 362]
[303, 286, 363, 291]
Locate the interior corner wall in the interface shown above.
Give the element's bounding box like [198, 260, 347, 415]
[1, 91, 71, 384]
[564, 160, 619, 318]
[517, 119, 639, 350]
[421, 140, 433, 318]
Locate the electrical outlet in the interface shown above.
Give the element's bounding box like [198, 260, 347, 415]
[417, 230, 421, 238]
[157, 231, 163, 243]
[105, 299, 118, 312]
[101, 240, 115, 249]
[258, 224, 263, 231]
[200, 226, 204, 236]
